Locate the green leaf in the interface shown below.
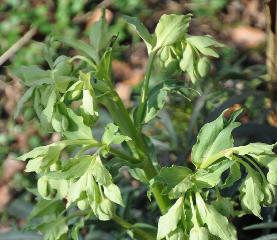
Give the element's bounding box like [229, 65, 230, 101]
[189, 226, 209, 240]
[123, 15, 154, 52]
[62, 106, 93, 140]
[196, 193, 237, 240]
[169, 175, 194, 199]
[71, 219, 84, 240]
[15, 87, 34, 118]
[41, 89, 56, 126]
[29, 199, 63, 220]
[102, 123, 131, 146]
[154, 14, 192, 50]
[58, 37, 98, 63]
[89, 10, 112, 57]
[240, 166, 264, 219]
[144, 84, 168, 123]
[37, 175, 68, 200]
[232, 143, 277, 185]
[194, 159, 234, 188]
[11, 65, 52, 87]
[186, 35, 223, 58]
[212, 196, 234, 217]
[191, 109, 241, 168]
[95, 48, 112, 83]
[103, 184, 124, 206]
[47, 155, 93, 180]
[152, 166, 192, 195]
[157, 197, 184, 240]
[223, 161, 241, 188]
[36, 216, 68, 240]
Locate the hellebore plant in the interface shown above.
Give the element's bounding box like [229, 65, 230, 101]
[14, 11, 277, 240]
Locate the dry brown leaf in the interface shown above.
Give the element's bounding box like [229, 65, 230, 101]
[115, 82, 132, 107]
[2, 155, 24, 181]
[267, 110, 277, 127]
[86, 8, 113, 27]
[0, 185, 11, 212]
[230, 26, 266, 48]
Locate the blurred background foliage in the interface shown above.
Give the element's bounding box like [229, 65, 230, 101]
[1, 0, 277, 239]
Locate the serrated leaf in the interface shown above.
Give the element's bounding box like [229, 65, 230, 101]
[192, 109, 241, 169]
[240, 167, 264, 219]
[29, 199, 63, 220]
[223, 161, 241, 188]
[195, 193, 237, 240]
[103, 184, 124, 206]
[102, 123, 131, 145]
[62, 106, 92, 140]
[154, 14, 191, 50]
[152, 166, 192, 195]
[194, 159, 234, 188]
[11, 65, 52, 87]
[157, 197, 184, 240]
[47, 155, 93, 180]
[36, 216, 68, 240]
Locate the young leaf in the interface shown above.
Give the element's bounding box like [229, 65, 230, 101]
[191, 109, 241, 169]
[123, 15, 154, 52]
[154, 14, 192, 50]
[157, 197, 184, 240]
[102, 123, 131, 146]
[89, 10, 112, 57]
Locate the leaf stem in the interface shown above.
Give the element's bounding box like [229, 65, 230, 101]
[112, 214, 155, 240]
[136, 51, 157, 125]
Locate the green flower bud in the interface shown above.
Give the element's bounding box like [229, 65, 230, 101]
[197, 57, 210, 78]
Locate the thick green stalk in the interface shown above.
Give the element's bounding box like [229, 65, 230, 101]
[101, 49, 170, 214]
